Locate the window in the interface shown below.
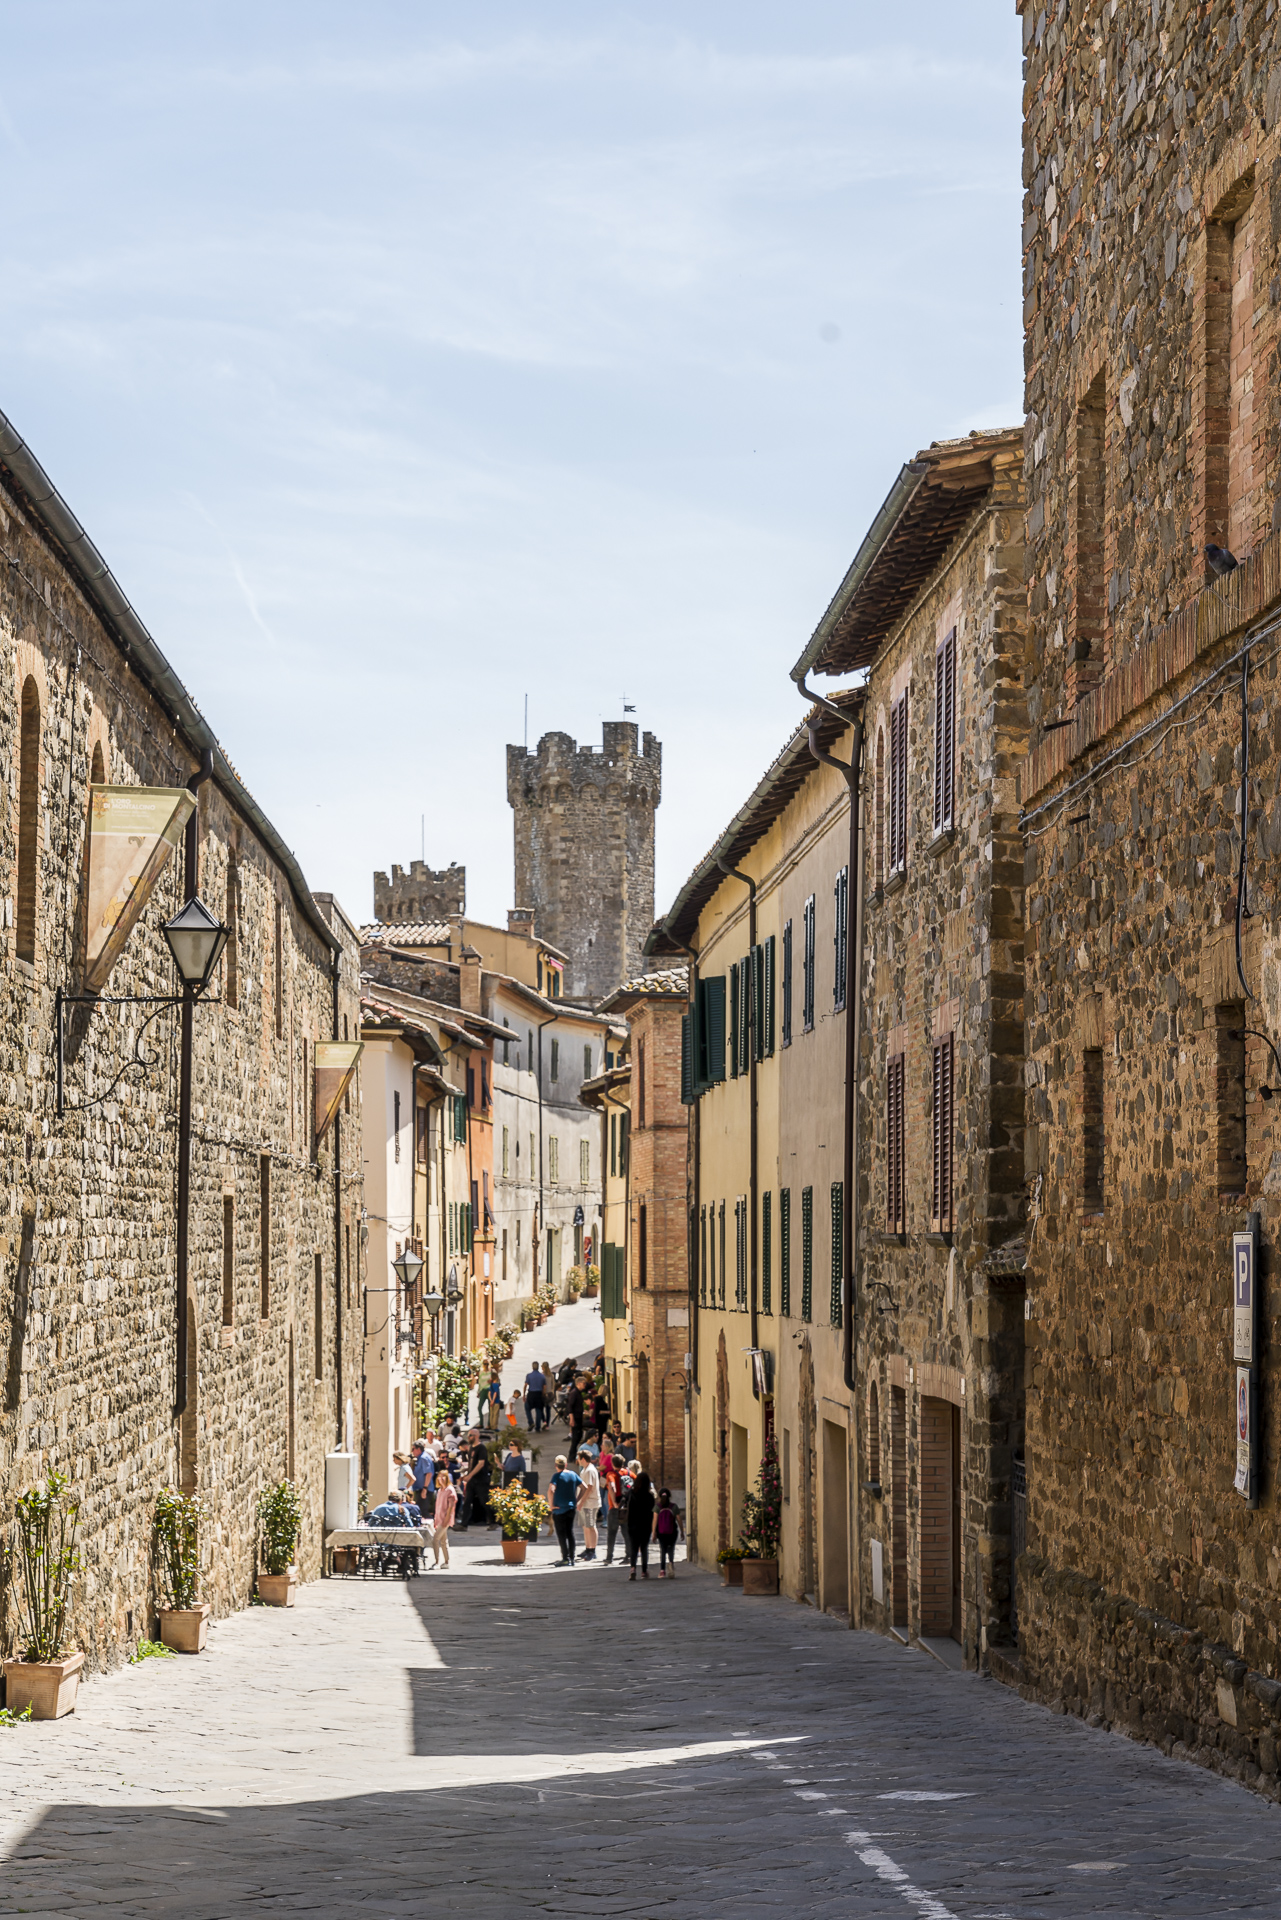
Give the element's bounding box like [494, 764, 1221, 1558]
[729, 962, 741, 1077]
[868, 1381, 881, 1486]
[761, 1191, 772, 1315]
[503, 1126, 510, 1179]
[274, 900, 284, 1040]
[580, 1137, 590, 1186]
[700, 1204, 708, 1306]
[222, 1194, 235, 1328]
[887, 1053, 906, 1235]
[584, 1044, 592, 1079]
[779, 1187, 791, 1316]
[551, 1039, 559, 1082]
[753, 936, 776, 1059]
[16, 676, 39, 965]
[933, 627, 956, 833]
[874, 727, 885, 891]
[344, 1222, 351, 1308]
[1215, 1002, 1246, 1195]
[417, 1104, 429, 1164]
[781, 921, 793, 1048]
[527, 1029, 534, 1069]
[888, 691, 908, 875]
[610, 1113, 617, 1177]
[259, 1154, 271, 1318]
[830, 1181, 844, 1327]
[833, 867, 848, 1012]
[718, 1201, 726, 1310]
[1073, 369, 1107, 683]
[502, 1229, 508, 1283]
[549, 1135, 560, 1185]
[619, 1113, 630, 1175]
[453, 1094, 467, 1142]
[481, 1060, 490, 1107]
[314, 1253, 324, 1381]
[800, 1186, 813, 1321]
[707, 1201, 715, 1303]
[1084, 1045, 1107, 1209]
[638, 1039, 646, 1127]
[690, 974, 726, 1092]
[931, 1034, 955, 1233]
[735, 1198, 747, 1309]
[483, 1171, 492, 1226]
[529, 1131, 536, 1171]
[802, 896, 816, 1033]
[639, 1202, 648, 1289]
[225, 858, 239, 1009]
[393, 1089, 401, 1162]
[466, 1066, 475, 1109]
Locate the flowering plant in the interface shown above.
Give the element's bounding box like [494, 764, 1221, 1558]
[738, 1432, 782, 1560]
[716, 1545, 746, 1564]
[487, 1481, 548, 1541]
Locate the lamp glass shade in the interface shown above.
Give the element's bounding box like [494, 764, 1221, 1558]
[391, 1246, 425, 1290]
[163, 895, 229, 992]
[422, 1288, 445, 1314]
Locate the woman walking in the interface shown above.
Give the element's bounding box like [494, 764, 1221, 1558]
[652, 1489, 684, 1577]
[626, 1469, 656, 1580]
[430, 1469, 457, 1568]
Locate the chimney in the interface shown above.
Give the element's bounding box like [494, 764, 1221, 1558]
[507, 907, 536, 939]
[459, 945, 483, 1015]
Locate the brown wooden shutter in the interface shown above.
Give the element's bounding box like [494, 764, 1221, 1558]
[934, 628, 956, 833]
[931, 1033, 954, 1232]
[887, 1053, 905, 1234]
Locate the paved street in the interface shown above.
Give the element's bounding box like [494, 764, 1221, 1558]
[2, 1553, 1281, 1918]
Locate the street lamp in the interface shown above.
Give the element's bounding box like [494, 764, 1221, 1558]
[423, 1288, 445, 1315]
[162, 895, 228, 995]
[391, 1245, 424, 1291]
[166, 891, 228, 1427]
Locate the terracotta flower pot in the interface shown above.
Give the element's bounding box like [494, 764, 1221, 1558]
[257, 1568, 298, 1607]
[741, 1557, 780, 1596]
[3, 1650, 85, 1720]
[158, 1603, 210, 1653]
[720, 1560, 744, 1587]
[501, 1538, 527, 1564]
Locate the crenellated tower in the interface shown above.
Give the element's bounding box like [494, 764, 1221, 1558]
[506, 723, 661, 1002]
[372, 860, 465, 925]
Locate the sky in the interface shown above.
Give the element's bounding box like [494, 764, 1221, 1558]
[0, 2, 1023, 930]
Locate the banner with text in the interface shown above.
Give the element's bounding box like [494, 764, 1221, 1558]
[314, 1041, 363, 1143]
[85, 786, 195, 991]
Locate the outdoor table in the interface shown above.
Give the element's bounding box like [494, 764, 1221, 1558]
[324, 1527, 425, 1579]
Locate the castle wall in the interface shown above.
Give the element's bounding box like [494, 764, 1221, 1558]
[372, 861, 465, 925]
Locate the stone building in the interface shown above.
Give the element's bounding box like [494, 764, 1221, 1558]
[507, 723, 661, 1003]
[372, 860, 465, 925]
[1017, 0, 1281, 1790]
[583, 967, 690, 1491]
[0, 412, 363, 1675]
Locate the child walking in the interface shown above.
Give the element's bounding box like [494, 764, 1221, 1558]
[653, 1488, 684, 1578]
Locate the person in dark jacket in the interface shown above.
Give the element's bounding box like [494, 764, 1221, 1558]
[564, 1374, 586, 1460]
[626, 1469, 656, 1580]
[458, 1443, 492, 1531]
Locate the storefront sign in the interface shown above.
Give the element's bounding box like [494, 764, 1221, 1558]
[85, 786, 195, 990]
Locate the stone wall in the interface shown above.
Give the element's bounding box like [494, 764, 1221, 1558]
[507, 724, 660, 1002]
[372, 861, 465, 925]
[624, 990, 689, 1491]
[0, 450, 362, 1677]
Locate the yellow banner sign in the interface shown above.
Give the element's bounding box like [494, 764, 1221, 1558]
[85, 786, 195, 991]
[314, 1041, 363, 1142]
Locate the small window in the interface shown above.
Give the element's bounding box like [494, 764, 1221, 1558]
[1083, 1045, 1106, 1209]
[584, 1044, 592, 1079]
[933, 628, 956, 833]
[868, 1380, 881, 1486]
[833, 867, 848, 1012]
[931, 1035, 955, 1233]
[314, 1252, 324, 1382]
[90, 740, 105, 785]
[222, 1194, 235, 1328]
[259, 1155, 271, 1318]
[802, 897, 816, 1033]
[551, 1039, 559, 1082]
[549, 1135, 559, 1185]
[16, 676, 40, 965]
[502, 1126, 510, 1179]
[580, 1137, 590, 1185]
[888, 690, 908, 874]
[781, 921, 793, 1048]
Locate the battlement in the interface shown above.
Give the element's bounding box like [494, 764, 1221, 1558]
[372, 860, 465, 924]
[506, 725, 661, 807]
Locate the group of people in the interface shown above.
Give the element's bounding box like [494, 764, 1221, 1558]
[364, 1425, 507, 1568]
[478, 1355, 611, 1438]
[547, 1443, 684, 1578]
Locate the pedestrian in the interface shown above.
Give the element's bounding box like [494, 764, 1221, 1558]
[548, 1453, 583, 1566]
[618, 1431, 638, 1463]
[443, 1425, 461, 1456]
[505, 1387, 523, 1429]
[458, 1441, 492, 1531]
[487, 1368, 503, 1430]
[394, 1452, 412, 1492]
[653, 1489, 684, 1577]
[589, 1384, 610, 1441]
[501, 1438, 528, 1485]
[523, 1362, 546, 1431]
[541, 1362, 556, 1417]
[602, 1454, 628, 1565]
[411, 1441, 435, 1521]
[576, 1448, 601, 1561]
[626, 1469, 655, 1580]
[430, 1470, 457, 1567]
[365, 1490, 413, 1526]
[565, 1373, 586, 1460]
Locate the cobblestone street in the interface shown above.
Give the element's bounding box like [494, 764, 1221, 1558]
[2, 1557, 1280, 1917]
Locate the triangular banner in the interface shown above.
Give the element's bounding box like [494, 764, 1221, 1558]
[314, 1041, 363, 1142]
[85, 786, 196, 991]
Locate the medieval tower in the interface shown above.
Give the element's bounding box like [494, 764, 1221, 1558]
[507, 723, 661, 1003]
[372, 861, 466, 924]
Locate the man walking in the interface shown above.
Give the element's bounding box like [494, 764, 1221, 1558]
[410, 1441, 434, 1523]
[524, 1362, 547, 1432]
[576, 1448, 601, 1561]
[565, 1372, 586, 1461]
[548, 1454, 583, 1567]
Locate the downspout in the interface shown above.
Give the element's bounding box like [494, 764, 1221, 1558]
[331, 948, 344, 1446]
[795, 680, 864, 1395]
[714, 859, 759, 1390]
[174, 746, 213, 1422]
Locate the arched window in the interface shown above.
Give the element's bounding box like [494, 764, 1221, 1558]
[868, 1379, 881, 1486]
[16, 676, 40, 964]
[90, 740, 105, 785]
[874, 727, 885, 893]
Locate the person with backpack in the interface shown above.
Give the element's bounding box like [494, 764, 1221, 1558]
[548, 1453, 583, 1566]
[652, 1489, 684, 1577]
[602, 1452, 627, 1564]
[625, 1469, 656, 1580]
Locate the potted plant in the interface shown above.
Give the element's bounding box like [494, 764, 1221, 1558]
[739, 1434, 782, 1595]
[488, 1482, 549, 1564]
[717, 1545, 746, 1587]
[3, 1473, 84, 1719]
[582, 1264, 600, 1298]
[256, 1480, 302, 1605]
[153, 1488, 209, 1652]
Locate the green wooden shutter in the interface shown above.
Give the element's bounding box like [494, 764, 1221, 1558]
[830, 1181, 844, 1326]
[801, 1185, 813, 1321]
[779, 1188, 791, 1316]
[761, 1190, 772, 1314]
[703, 976, 726, 1084]
[729, 962, 740, 1077]
[764, 934, 776, 1056]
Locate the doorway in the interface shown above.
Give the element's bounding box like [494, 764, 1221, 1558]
[890, 1386, 908, 1630]
[821, 1419, 849, 1615]
[920, 1397, 962, 1640]
[730, 1422, 748, 1546]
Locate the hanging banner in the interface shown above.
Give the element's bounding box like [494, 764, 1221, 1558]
[85, 786, 195, 991]
[1233, 1223, 1259, 1507]
[314, 1041, 363, 1142]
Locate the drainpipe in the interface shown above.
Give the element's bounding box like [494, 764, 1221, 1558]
[714, 859, 759, 1392]
[174, 746, 213, 1422]
[794, 681, 864, 1396]
[331, 947, 344, 1446]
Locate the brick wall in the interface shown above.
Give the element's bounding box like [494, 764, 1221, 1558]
[625, 992, 688, 1491]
